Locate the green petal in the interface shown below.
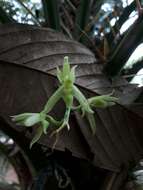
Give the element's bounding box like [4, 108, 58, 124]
[30, 127, 43, 149]
[42, 85, 64, 114]
[46, 115, 62, 126]
[69, 65, 77, 83]
[57, 67, 63, 83]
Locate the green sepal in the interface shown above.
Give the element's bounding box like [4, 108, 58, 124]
[73, 85, 93, 115]
[30, 126, 43, 149]
[57, 67, 63, 83]
[69, 65, 77, 83]
[42, 85, 64, 114]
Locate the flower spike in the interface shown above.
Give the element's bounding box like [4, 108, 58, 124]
[12, 56, 118, 148]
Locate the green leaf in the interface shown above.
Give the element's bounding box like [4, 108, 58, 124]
[30, 127, 43, 148]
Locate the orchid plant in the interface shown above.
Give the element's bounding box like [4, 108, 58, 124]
[11, 56, 118, 148]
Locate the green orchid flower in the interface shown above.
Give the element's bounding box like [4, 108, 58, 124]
[88, 94, 118, 108]
[12, 56, 118, 148]
[11, 113, 41, 127]
[11, 112, 49, 148]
